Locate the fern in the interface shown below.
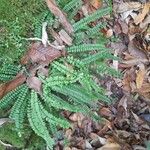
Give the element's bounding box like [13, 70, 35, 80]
[0, 1, 118, 149]
[0, 84, 25, 109]
[0, 64, 20, 81]
[73, 7, 111, 31]
[67, 44, 109, 52]
[9, 84, 29, 131]
[27, 90, 54, 149]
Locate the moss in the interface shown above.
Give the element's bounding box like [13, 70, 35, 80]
[0, 0, 46, 63]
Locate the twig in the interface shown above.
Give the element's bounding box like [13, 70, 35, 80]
[0, 140, 13, 148]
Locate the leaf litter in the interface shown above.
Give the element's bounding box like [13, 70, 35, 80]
[0, 0, 150, 149]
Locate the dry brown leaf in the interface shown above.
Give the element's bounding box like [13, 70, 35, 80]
[117, 2, 142, 13]
[26, 77, 42, 94]
[59, 29, 73, 46]
[0, 74, 26, 99]
[99, 107, 112, 118]
[134, 3, 150, 25]
[45, 0, 74, 34]
[97, 142, 121, 150]
[21, 42, 64, 65]
[136, 63, 146, 89]
[90, 0, 103, 9]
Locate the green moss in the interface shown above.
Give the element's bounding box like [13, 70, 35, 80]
[0, 0, 46, 63]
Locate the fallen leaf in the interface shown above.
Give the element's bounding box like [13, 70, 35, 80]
[0, 73, 26, 99]
[45, 0, 74, 34]
[99, 107, 113, 118]
[134, 3, 150, 25]
[26, 76, 42, 94]
[90, 0, 103, 9]
[97, 142, 121, 150]
[21, 42, 64, 65]
[116, 2, 142, 13]
[136, 63, 146, 89]
[59, 29, 73, 46]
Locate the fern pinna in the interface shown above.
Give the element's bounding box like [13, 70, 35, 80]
[0, 0, 117, 149]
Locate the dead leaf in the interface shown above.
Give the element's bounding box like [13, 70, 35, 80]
[26, 77, 42, 94]
[99, 107, 113, 118]
[0, 73, 26, 99]
[106, 28, 113, 38]
[118, 95, 128, 115]
[97, 142, 121, 150]
[116, 2, 142, 13]
[21, 42, 64, 65]
[134, 3, 150, 25]
[45, 0, 74, 34]
[136, 63, 146, 89]
[90, 0, 103, 9]
[59, 29, 73, 46]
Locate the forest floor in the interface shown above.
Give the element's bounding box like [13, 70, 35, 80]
[56, 1, 150, 150]
[0, 0, 150, 150]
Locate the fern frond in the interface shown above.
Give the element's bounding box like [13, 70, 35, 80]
[39, 103, 70, 129]
[0, 64, 20, 81]
[82, 51, 117, 65]
[66, 56, 84, 68]
[86, 23, 107, 37]
[27, 90, 54, 149]
[96, 62, 121, 78]
[52, 84, 98, 106]
[34, 10, 50, 38]
[63, 0, 83, 20]
[0, 84, 25, 109]
[67, 44, 108, 53]
[73, 7, 111, 31]
[63, 0, 80, 12]
[9, 84, 29, 130]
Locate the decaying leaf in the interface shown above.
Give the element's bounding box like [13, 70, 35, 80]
[90, 0, 103, 9]
[116, 2, 142, 13]
[98, 142, 121, 150]
[0, 73, 26, 99]
[45, 0, 74, 34]
[21, 42, 64, 65]
[59, 29, 73, 46]
[134, 3, 150, 25]
[136, 63, 146, 89]
[26, 76, 42, 94]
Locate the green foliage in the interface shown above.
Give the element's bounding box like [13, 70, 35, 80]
[0, 0, 118, 149]
[0, 0, 46, 63]
[0, 64, 20, 81]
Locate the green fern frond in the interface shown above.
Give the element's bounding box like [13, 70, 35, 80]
[67, 44, 109, 53]
[34, 10, 51, 38]
[0, 64, 20, 81]
[40, 104, 71, 129]
[96, 62, 121, 78]
[82, 51, 117, 65]
[0, 84, 25, 109]
[73, 7, 111, 31]
[86, 23, 107, 36]
[66, 56, 84, 68]
[63, 0, 81, 12]
[27, 90, 54, 149]
[63, 0, 83, 20]
[52, 84, 98, 106]
[9, 84, 29, 131]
